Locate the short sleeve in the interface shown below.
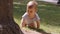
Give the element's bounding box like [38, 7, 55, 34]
[36, 13, 40, 21]
[22, 12, 27, 18]
[21, 12, 28, 24]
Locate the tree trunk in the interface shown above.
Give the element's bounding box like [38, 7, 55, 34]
[0, 0, 23, 34]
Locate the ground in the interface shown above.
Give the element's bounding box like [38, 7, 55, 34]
[22, 29, 41, 34]
[21, 28, 51, 34]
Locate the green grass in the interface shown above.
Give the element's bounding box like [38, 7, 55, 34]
[13, 1, 60, 34]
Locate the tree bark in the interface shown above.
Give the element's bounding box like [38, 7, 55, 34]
[0, 0, 23, 34]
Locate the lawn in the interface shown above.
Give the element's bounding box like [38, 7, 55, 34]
[13, 1, 60, 34]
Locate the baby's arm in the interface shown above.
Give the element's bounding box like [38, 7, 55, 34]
[21, 12, 28, 27]
[36, 20, 40, 28]
[21, 18, 30, 32]
[36, 13, 40, 29]
[20, 18, 28, 31]
[21, 18, 26, 27]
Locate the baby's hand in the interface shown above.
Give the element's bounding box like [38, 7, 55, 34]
[34, 21, 37, 28]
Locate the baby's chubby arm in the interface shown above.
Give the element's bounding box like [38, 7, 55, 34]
[20, 18, 26, 27]
[36, 13, 40, 29]
[36, 20, 40, 29]
[20, 18, 30, 31]
[20, 12, 27, 27]
[20, 18, 28, 31]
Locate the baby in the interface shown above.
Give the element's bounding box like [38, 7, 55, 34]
[21, 1, 40, 29]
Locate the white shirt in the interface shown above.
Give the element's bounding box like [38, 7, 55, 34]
[22, 12, 40, 24]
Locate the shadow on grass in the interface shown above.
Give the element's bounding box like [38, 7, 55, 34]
[34, 29, 51, 34]
[28, 27, 51, 34]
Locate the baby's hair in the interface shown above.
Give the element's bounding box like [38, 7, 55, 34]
[26, 0, 38, 12]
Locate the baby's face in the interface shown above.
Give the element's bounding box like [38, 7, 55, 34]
[28, 6, 37, 16]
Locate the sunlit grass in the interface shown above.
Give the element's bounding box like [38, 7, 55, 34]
[40, 23, 60, 34]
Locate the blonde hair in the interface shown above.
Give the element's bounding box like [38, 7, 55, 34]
[26, 1, 38, 12]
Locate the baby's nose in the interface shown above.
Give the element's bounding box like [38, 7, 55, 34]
[30, 11, 32, 13]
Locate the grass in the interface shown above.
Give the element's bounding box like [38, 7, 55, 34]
[13, 1, 60, 34]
